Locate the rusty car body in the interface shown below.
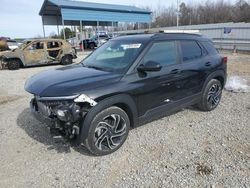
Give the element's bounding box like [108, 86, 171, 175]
[0, 39, 77, 70]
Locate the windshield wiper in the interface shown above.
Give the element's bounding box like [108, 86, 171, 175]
[83, 64, 104, 71]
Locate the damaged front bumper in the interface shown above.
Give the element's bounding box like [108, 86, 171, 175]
[30, 94, 97, 138]
[0, 57, 7, 70]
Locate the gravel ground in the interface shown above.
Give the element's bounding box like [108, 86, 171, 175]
[0, 52, 249, 188]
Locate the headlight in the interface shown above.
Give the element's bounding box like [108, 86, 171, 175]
[56, 109, 66, 117]
[74, 94, 97, 106]
[55, 106, 71, 122]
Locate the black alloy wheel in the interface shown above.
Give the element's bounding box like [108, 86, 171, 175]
[198, 79, 222, 111]
[207, 83, 222, 109]
[85, 106, 130, 156]
[94, 114, 127, 151]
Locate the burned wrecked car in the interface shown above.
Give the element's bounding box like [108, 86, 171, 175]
[0, 39, 77, 70]
[0, 37, 10, 52]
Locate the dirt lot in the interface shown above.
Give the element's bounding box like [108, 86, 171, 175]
[0, 52, 249, 187]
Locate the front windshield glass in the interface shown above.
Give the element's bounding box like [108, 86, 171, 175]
[18, 41, 31, 50]
[81, 40, 144, 73]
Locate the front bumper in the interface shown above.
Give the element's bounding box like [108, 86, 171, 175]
[30, 98, 55, 127]
[29, 96, 88, 138]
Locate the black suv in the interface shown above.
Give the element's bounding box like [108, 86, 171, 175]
[25, 33, 227, 155]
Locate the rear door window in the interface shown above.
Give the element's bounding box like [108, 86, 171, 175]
[180, 40, 202, 62]
[47, 41, 60, 49]
[143, 41, 177, 66]
[47, 41, 62, 59]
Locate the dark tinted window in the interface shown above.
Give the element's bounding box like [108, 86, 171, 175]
[143, 41, 177, 66]
[180, 40, 202, 61]
[201, 41, 218, 55]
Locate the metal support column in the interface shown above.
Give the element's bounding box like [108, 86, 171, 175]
[57, 25, 60, 36]
[80, 20, 83, 51]
[42, 16, 46, 38]
[177, 0, 179, 27]
[111, 21, 114, 37]
[56, 14, 60, 36]
[62, 17, 66, 40]
[97, 21, 99, 47]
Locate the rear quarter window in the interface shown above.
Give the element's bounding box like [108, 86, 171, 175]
[201, 41, 218, 55]
[180, 40, 202, 62]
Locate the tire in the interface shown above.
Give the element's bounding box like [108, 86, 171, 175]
[7, 59, 20, 70]
[85, 106, 130, 156]
[197, 79, 222, 111]
[89, 43, 95, 50]
[61, 55, 73, 65]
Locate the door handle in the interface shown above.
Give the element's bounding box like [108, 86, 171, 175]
[205, 62, 211, 67]
[170, 69, 180, 74]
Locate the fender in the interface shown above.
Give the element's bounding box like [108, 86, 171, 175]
[77, 94, 138, 144]
[202, 70, 226, 92]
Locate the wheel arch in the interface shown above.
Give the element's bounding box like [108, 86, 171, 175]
[214, 75, 225, 87]
[77, 94, 138, 144]
[62, 53, 73, 59]
[203, 70, 226, 92]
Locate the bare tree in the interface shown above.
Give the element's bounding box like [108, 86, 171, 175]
[150, 0, 250, 28]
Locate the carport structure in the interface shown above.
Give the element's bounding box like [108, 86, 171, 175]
[39, 0, 152, 39]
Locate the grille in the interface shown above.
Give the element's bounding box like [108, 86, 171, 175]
[37, 101, 51, 117]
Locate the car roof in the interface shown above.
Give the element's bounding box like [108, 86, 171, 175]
[113, 33, 210, 43]
[25, 38, 64, 42]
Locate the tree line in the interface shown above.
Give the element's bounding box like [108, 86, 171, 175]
[49, 0, 250, 38]
[151, 0, 250, 28]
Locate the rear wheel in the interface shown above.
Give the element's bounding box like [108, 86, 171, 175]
[197, 79, 222, 111]
[61, 55, 73, 65]
[89, 43, 95, 50]
[7, 59, 21, 70]
[85, 106, 130, 156]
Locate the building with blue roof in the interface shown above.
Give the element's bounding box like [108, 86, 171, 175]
[39, 0, 152, 39]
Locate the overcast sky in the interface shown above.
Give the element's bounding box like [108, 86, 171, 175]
[0, 0, 235, 38]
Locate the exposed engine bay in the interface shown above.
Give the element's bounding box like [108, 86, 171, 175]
[30, 95, 97, 139]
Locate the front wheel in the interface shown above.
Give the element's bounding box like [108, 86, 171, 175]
[85, 106, 130, 156]
[197, 79, 222, 111]
[7, 59, 20, 70]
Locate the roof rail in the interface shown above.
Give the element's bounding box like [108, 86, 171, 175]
[162, 30, 201, 35]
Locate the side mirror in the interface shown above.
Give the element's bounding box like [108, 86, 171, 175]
[137, 61, 162, 72]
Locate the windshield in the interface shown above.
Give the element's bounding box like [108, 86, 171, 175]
[17, 41, 31, 50]
[81, 40, 144, 73]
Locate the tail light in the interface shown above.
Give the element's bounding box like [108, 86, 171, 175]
[222, 56, 227, 64]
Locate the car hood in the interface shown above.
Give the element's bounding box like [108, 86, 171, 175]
[0, 50, 11, 56]
[25, 64, 122, 97]
[0, 49, 19, 58]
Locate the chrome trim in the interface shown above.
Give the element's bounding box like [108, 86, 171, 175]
[36, 94, 79, 101]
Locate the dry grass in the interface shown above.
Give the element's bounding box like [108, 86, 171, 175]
[0, 95, 23, 105]
[224, 52, 250, 75]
